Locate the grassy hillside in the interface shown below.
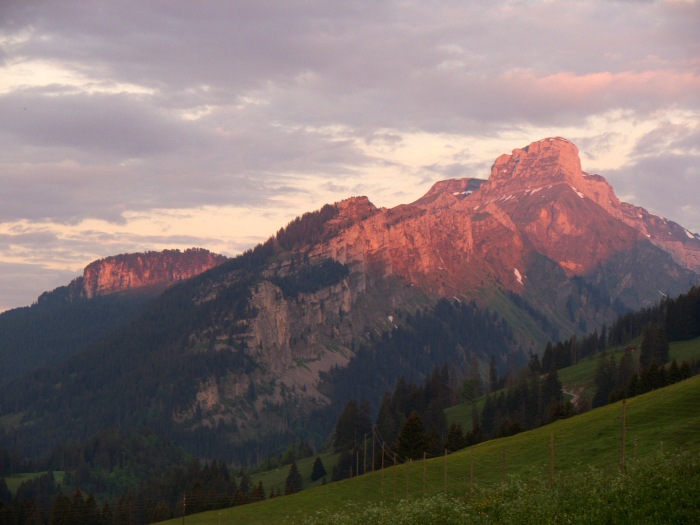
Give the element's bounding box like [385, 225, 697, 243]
[249, 451, 339, 495]
[445, 336, 700, 430]
[4, 471, 65, 495]
[159, 373, 700, 524]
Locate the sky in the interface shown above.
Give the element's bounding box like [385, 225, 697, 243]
[1, 0, 699, 312]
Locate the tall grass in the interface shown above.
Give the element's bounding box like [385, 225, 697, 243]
[304, 451, 700, 524]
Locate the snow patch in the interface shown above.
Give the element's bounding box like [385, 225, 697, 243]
[570, 185, 585, 199]
[685, 229, 695, 239]
[514, 268, 524, 286]
[452, 190, 473, 196]
[387, 315, 394, 322]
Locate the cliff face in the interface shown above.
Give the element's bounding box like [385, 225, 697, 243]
[67, 248, 228, 299]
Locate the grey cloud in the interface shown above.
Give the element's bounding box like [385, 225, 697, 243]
[0, 95, 374, 223]
[0, 88, 198, 160]
[4, 1, 697, 136]
[605, 153, 700, 234]
[0, 262, 77, 311]
[0, 0, 698, 310]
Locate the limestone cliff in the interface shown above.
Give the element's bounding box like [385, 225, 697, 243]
[67, 248, 227, 299]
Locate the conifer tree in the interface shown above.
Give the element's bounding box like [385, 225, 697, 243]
[250, 481, 266, 502]
[310, 456, 327, 482]
[640, 323, 669, 367]
[284, 461, 303, 495]
[396, 411, 429, 460]
[444, 423, 466, 452]
[593, 353, 617, 408]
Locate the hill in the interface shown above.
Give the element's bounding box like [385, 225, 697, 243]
[157, 373, 700, 524]
[0, 248, 226, 385]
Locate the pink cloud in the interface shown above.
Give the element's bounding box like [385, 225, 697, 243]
[503, 69, 700, 109]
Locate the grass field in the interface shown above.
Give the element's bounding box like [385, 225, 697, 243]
[250, 450, 339, 495]
[4, 471, 65, 495]
[159, 373, 700, 524]
[446, 336, 700, 430]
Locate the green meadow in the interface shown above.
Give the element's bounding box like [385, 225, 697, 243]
[159, 373, 700, 524]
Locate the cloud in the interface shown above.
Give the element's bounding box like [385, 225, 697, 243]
[0, 261, 77, 311]
[0, 89, 196, 159]
[606, 152, 700, 234]
[0, 0, 698, 310]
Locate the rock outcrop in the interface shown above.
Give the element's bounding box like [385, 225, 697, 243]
[67, 248, 228, 299]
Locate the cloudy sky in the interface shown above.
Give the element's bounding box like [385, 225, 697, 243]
[1, 0, 699, 311]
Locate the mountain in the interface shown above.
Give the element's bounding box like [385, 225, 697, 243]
[0, 248, 227, 384]
[1, 137, 698, 464]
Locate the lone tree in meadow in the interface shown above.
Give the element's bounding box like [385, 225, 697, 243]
[310, 456, 327, 482]
[285, 461, 303, 495]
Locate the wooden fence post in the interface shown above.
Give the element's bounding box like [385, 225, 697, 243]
[549, 432, 554, 485]
[444, 449, 448, 494]
[393, 452, 397, 500]
[501, 448, 506, 483]
[620, 399, 627, 472]
[381, 446, 384, 499]
[423, 452, 426, 497]
[469, 449, 474, 498]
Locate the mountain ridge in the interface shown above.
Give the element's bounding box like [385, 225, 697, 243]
[2, 136, 699, 464]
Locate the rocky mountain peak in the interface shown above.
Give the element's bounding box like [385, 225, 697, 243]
[484, 137, 584, 193]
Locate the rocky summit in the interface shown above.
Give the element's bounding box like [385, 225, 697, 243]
[306, 137, 699, 298]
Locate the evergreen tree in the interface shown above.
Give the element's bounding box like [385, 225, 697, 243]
[396, 412, 429, 460]
[489, 356, 499, 392]
[0, 478, 11, 507]
[540, 365, 563, 421]
[480, 395, 497, 437]
[593, 353, 617, 408]
[310, 457, 327, 482]
[444, 423, 466, 452]
[528, 353, 542, 374]
[50, 492, 71, 525]
[332, 400, 372, 453]
[250, 481, 266, 502]
[375, 392, 400, 447]
[617, 350, 635, 390]
[284, 461, 303, 495]
[639, 323, 669, 367]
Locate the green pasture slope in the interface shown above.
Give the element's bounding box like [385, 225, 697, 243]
[445, 336, 700, 429]
[4, 471, 65, 495]
[160, 373, 700, 524]
[249, 450, 339, 494]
